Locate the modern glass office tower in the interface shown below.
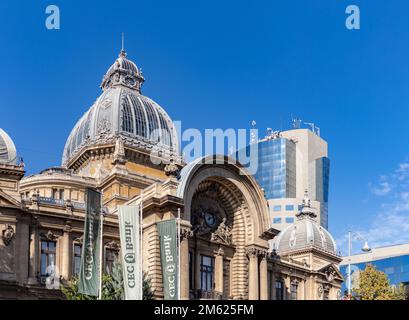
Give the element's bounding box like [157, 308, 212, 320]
[241, 127, 330, 230]
[252, 138, 297, 200]
[340, 244, 409, 296]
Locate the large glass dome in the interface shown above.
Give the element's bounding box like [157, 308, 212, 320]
[62, 50, 179, 166]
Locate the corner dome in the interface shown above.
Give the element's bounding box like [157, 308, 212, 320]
[274, 192, 338, 255]
[62, 50, 179, 166]
[0, 128, 17, 164]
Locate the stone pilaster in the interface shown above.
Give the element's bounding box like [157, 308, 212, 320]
[259, 251, 268, 300]
[28, 220, 39, 284]
[214, 247, 224, 295]
[60, 223, 72, 281]
[15, 219, 29, 284]
[284, 276, 291, 300]
[180, 228, 193, 300]
[246, 247, 259, 300]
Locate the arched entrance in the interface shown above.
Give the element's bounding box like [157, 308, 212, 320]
[177, 155, 271, 300]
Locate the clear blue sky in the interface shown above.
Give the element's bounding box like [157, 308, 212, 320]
[1, 0, 409, 254]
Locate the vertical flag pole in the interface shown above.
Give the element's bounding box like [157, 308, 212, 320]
[177, 208, 181, 300]
[98, 191, 104, 300]
[140, 193, 143, 300]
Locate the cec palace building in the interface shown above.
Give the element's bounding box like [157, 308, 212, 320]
[0, 48, 343, 300]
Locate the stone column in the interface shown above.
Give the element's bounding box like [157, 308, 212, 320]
[284, 276, 291, 300]
[270, 272, 276, 300]
[60, 226, 72, 281]
[195, 250, 201, 291]
[298, 278, 304, 300]
[214, 248, 224, 296]
[180, 228, 192, 300]
[15, 220, 30, 284]
[28, 221, 39, 284]
[259, 251, 268, 300]
[246, 247, 259, 300]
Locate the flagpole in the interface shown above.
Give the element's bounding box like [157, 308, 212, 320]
[177, 208, 181, 300]
[98, 191, 104, 300]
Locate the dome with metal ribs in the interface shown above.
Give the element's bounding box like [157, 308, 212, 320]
[62, 50, 179, 166]
[274, 192, 338, 255]
[0, 128, 17, 165]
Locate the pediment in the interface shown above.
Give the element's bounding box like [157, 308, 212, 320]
[318, 263, 344, 281]
[0, 188, 21, 207]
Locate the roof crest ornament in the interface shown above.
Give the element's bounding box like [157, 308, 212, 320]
[296, 189, 317, 220]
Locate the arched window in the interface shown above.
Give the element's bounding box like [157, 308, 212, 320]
[122, 95, 134, 133]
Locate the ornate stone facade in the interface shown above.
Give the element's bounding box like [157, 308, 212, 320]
[0, 49, 342, 300]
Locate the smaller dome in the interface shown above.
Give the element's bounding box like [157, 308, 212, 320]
[274, 191, 338, 255]
[0, 128, 17, 165]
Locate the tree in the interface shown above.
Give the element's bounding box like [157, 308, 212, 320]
[61, 260, 155, 300]
[352, 264, 406, 300]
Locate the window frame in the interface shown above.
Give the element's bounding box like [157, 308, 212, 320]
[200, 255, 215, 292]
[275, 280, 284, 300]
[40, 240, 57, 277]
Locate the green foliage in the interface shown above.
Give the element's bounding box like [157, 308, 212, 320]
[62, 260, 155, 300]
[352, 264, 406, 300]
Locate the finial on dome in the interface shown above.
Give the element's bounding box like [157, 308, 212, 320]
[296, 189, 317, 219]
[302, 189, 311, 208]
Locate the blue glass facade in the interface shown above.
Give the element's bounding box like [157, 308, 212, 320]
[315, 157, 330, 228]
[340, 255, 409, 293]
[243, 138, 296, 200]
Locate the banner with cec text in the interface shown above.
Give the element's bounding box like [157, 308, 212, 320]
[78, 188, 102, 296]
[118, 205, 142, 300]
[157, 220, 178, 300]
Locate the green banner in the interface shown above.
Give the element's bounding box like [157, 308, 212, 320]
[118, 205, 142, 300]
[78, 188, 102, 297]
[157, 219, 178, 300]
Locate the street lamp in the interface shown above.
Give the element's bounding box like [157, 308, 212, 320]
[347, 231, 371, 299]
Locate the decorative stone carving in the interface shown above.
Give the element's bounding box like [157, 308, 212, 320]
[211, 218, 232, 245]
[113, 139, 126, 165]
[180, 228, 193, 241]
[65, 199, 74, 214]
[245, 247, 259, 258]
[73, 235, 83, 244]
[324, 265, 337, 283]
[41, 230, 59, 241]
[64, 220, 72, 232]
[318, 284, 324, 298]
[215, 247, 225, 257]
[105, 240, 120, 251]
[164, 158, 180, 178]
[2, 224, 15, 246]
[97, 118, 111, 135]
[245, 247, 268, 259]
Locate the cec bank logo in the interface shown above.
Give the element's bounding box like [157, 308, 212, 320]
[125, 253, 135, 264]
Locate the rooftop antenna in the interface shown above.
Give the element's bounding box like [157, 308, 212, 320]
[304, 122, 316, 134]
[292, 117, 302, 129]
